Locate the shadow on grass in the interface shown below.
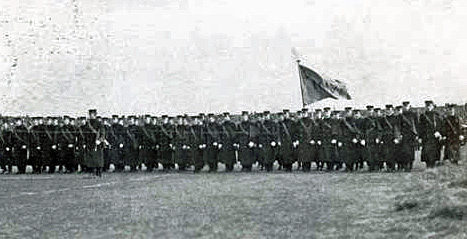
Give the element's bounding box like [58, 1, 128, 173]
[428, 205, 467, 220]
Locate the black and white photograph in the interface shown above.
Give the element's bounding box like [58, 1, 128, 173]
[1, 0, 466, 238]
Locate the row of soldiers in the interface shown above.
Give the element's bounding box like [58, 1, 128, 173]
[0, 101, 464, 174]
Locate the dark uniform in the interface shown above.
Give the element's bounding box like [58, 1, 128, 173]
[384, 106, 401, 171]
[1, 123, 14, 173]
[125, 117, 140, 171]
[109, 117, 126, 172]
[313, 110, 324, 170]
[319, 108, 337, 171]
[29, 119, 43, 173]
[58, 117, 78, 173]
[419, 101, 444, 168]
[444, 104, 462, 164]
[139, 116, 158, 171]
[101, 118, 112, 171]
[219, 113, 237, 172]
[297, 110, 314, 171]
[400, 102, 419, 171]
[174, 116, 191, 171]
[75, 117, 87, 172]
[259, 111, 279, 172]
[12, 119, 29, 174]
[204, 115, 221, 172]
[364, 106, 381, 171]
[159, 116, 174, 171]
[279, 110, 296, 172]
[341, 110, 360, 171]
[191, 117, 205, 172]
[82, 109, 105, 176]
[237, 112, 255, 171]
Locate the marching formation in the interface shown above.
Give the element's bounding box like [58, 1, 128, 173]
[0, 101, 464, 176]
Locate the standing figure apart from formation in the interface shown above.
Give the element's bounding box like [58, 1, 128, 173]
[444, 104, 463, 164]
[419, 101, 444, 168]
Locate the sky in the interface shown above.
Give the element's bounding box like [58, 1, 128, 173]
[1, 0, 466, 116]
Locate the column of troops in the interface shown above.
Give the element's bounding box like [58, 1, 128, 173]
[0, 100, 465, 175]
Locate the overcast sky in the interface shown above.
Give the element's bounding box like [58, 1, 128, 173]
[1, 0, 466, 116]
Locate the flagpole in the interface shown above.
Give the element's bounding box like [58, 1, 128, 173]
[296, 59, 306, 108]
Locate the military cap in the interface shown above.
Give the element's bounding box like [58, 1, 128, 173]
[402, 101, 410, 106]
[374, 108, 382, 111]
[315, 109, 322, 112]
[88, 109, 97, 114]
[223, 112, 230, 116]
[257, 112, 264, 117]
[366, 105, 374, 110]
[395, 106, 403, 110]
[263, 111, 270, 114]
[183, 114, 189, 118]
[63, 115, 70, 119]
[352, 109, 360, 113]
[385, 104, 393, 109]
[241, 111, 249, 115]
[323, 107, 331, 111]
[177, 115, 183, 118]
[161, 115, 168, 118]
[198, 113, 205, 116]
[144, 114, 151, 118]
[283, 109, 290, 113]
[78, 116, 86, 120]
[424, 100, 434, 105]
[301, 108, 308, 112]
[277, 112, 284, 116]
[344, 107, 352, 111]
[207, 113, 214, 117]
[447, 103, 457, 108]
[296, 110, 302, 114]
[112, 115, 119, 118]
[331, 110, 340, 115]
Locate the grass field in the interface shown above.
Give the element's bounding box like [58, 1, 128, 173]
[1, 150, 467, 239]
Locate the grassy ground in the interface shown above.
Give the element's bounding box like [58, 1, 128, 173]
[1, 149, 467, 239]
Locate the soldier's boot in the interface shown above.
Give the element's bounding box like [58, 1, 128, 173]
[241, 165, 252, 172]
[304, 162, 311, 172]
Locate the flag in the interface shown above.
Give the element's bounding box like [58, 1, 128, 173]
[298, 64, 352, 105]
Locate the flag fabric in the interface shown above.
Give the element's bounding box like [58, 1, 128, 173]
[298, 64, 352, 105]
